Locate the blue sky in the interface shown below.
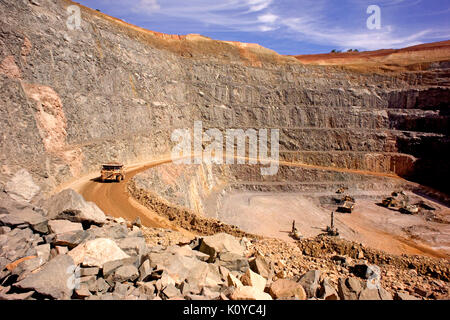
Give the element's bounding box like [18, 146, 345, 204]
[75, 0, 450, 55]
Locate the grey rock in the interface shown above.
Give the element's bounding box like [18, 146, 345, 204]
[352, 263, 380, 280]
[80, 267, 99, 277]
[53, 230, 90, 249]
[114, 282, 132, 296]
[12, 257, 45, 281]
[379, 287, 393, 300]
[359, 288, 381, 300]
[69, 238, 130, 267]
[138, 259, 152, 282]
[102, 257, 139, 278]
[162, 284, 181, 299]
[395, 291, 421, 300]
[94, 277, 110, 293]
[0, 208, 48, 233]
[318, 278, 339, 300]
[35, 244, 51, 263]
[42, 189, 106, 225]
[74, 284, 91, 299]
[4, 169, 40, 203]
[198, 233, 245, 262]
[137, 281, 155, 297]
[165, 245, 209, 262]
[14, 254, 75, 300]
[87, 224, 128, 240]
[249, 256, 271, 279]
[115, 236, 148, 263]
[337, 277, 363, 300]
[216, 252, 249, 273]
[147, 251, 210, 287]
[0, 290, 35, 300]
[48, 220, 83, 235]
[298, 270, 321, 298]
[113, 265, 139, 282]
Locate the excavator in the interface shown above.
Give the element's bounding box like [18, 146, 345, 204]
[381, 191, 419, 214]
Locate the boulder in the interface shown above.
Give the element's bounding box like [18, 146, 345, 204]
[5, 169, 40, 202]
[55, 246, 69, 255]
[352, 263, 380, 280]
[14, 254, 75, 299]
[216, 252, 249, 272]
[12, 257, 46, 281]
[0, 208, 48, 233]
[102, 257, 139, 278]
[138, 259, 152, 282]
[48, 220, 83, 234]
[0, 290, 35, 300]
[240, 269, 267, 292]
[162, 284, 182, 299]
[35, 244, 51, 263]
[318, 278, 339, 300]
[42, 189, 106, 225]
[379, 287, 393, 300]
[337, 277, 363, 300]
[53, 230, 90, 249]
[298, 270, 321, 298]
[165, 245, 209, 262]
[359, 288, 381, 300]
[115, 236, 148, 263]
[198, 233, 245, 262]
[395, 291, 421, 300]
[88, 224, 128, 240]
[230, 286, 272, 300]
[227, 273, 243, 288]
[79, 267, 99, 277]
[249, 256, 271, 279]
[147, 251, 210, 286]
[68, 238, 130, 267]
[113, 265, 139, 282]
[269, 279, 306, 300]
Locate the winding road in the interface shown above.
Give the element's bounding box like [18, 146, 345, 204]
[57, 156, 448, 258]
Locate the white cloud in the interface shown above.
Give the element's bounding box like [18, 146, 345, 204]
[97, 0, 447, 51]
[258, 13, 278, 24]
[132, 0, 160, 14]
[245, 0, 273, 12]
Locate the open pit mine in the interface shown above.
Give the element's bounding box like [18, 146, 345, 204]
[0, 0, 449, 301]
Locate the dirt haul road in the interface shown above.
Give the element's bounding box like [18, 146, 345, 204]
[70, 158, 193, 236]
[62, 157, 447, 258]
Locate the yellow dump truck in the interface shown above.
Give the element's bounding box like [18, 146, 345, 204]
[100, 163, 125, 182]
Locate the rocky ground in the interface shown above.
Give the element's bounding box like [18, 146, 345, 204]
[1, 180, 449, 300]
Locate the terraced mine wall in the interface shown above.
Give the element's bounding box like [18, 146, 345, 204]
[0, 0, 449, 197]
[130, 162, 413, 218]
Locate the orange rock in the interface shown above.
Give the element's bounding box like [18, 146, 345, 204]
[5, 256, 37, 271]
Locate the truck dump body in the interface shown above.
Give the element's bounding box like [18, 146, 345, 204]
[100, 163, 125, 182]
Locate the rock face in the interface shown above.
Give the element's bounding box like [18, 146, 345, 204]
[0, 0, 448, 197]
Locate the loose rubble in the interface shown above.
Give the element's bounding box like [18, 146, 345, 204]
[0, 189, 449, 300]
